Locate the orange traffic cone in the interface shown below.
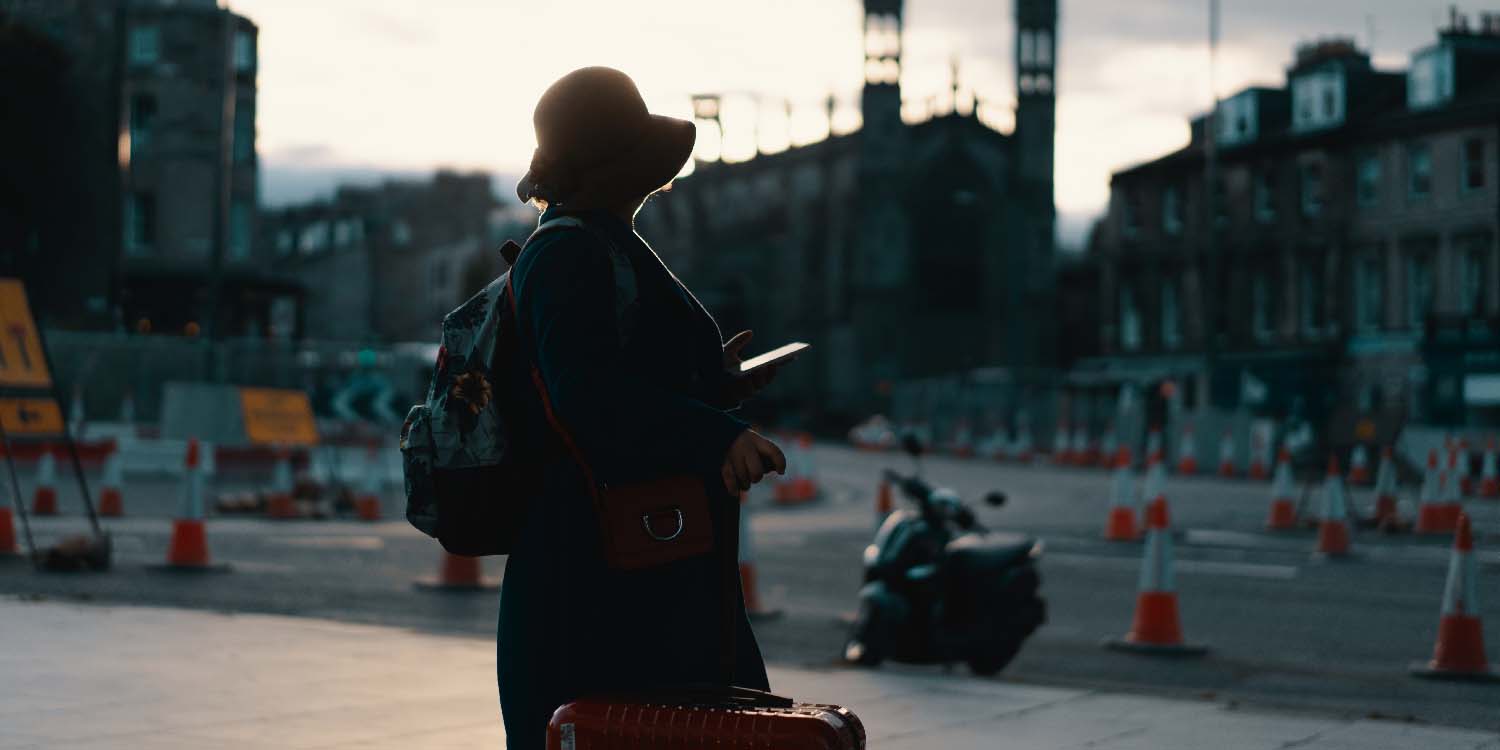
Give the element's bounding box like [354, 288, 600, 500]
[31, 448, 58, 516]
[1145, 427, 1163, 463]
[159, 438, 226, 572]
[1315, 455, 1352, 558]
[1410, 514, 1498, 682]
[1455, 440, 1474, 497]
[1071, 425, 1092, 466]
[1348, 444, 1371, 485]
[875, 477, 895, 531]
[1415, 450, 1455, 535]
[1370, 446, 1400, 526]
[1103, 447, 1139, 541]
[1105, 498, 1207, 655]
[265, 447, 298, 519]
[773, 434, 819, 505]
[739, 492, 780, 621]
[1247, 432, 1269, 480]
[1266, 447, 1298, 531]
[355, 444, 383, 521]
[1052, 422, 1071, 465]
[1176, 425, 1198, 475]
[1098, 427, 1118, 472]
[1479, 437, 1498, 498]
[414, 551, 498, 591]
[97, 441, 125, 517]
[1014, 420, 1035, 464]
[1216, 430, 1236, 478]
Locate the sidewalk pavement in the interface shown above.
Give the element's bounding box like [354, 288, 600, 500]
[2, 598, 1496, 750]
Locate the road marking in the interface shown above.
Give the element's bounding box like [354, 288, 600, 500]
[1047, 552, 1298, 580]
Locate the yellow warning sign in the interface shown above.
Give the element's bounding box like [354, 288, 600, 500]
[0, 398, 65, 437]
[0, 279, 52, 389]
[239, 387, 319, 446]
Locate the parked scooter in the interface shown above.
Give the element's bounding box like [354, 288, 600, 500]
[844, 435, 1046, 675]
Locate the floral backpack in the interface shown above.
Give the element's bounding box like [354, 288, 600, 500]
[400, 215, 637, 556]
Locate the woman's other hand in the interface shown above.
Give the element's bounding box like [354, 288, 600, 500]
[721, 429, 786, 495]
[721, 330, 784, 404]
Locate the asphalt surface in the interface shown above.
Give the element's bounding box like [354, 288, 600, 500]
[4, 443, 1499, 731]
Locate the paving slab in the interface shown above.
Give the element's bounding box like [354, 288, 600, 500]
[1, 598, 1496, 749]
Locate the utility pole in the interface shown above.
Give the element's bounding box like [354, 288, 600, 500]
[1202, 0, 1221, 409]
[202, 8, 237, 381]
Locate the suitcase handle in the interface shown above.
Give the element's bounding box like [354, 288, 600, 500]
[627, 684, 795, 709]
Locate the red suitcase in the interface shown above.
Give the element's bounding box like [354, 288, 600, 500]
[544, 477, 865, 749]
[547, 687, 865, 749]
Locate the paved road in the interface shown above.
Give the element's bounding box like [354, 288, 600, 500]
[3, 443, 1499, 731]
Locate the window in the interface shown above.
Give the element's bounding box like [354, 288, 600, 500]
[1212, 179, 1228, 228]
[1406, 253, 1433, 328]
[1462, 138, 1486, 192]
[1407, 46, 1454, 110]
[275, 230, 294, 257]
[124, 191, 155, 255]
[1162, 186, 1182, 235]
[299, 221, 329, 255]
[234, 30, 255, 73]
[1253, 173, 1275, 223]
[1019, 31, 1035, 66]
[229, 202, 252, 260]
[1460, 244, 1487, 315]
[1356, 151, 1381, 208]
[1251, 273, 1274, 342]
[1161, 280, 1181, 350]
[1119, 284, 1141, 352]
[1300, 162, 1323, 218]
[1120, 191, 1140, 238]
[1300, 262, 1324, 335]
[129, 94, 156, 154]
[1291, 71, 1345, 131]
[128, 25, 159, 66]
[391, 219, 412, 246]
[233, 107, 254, 162]
[1035, 30, 1052, 66]
[1354, 255, 1384, 332]
[1408, 143, 1432, 199]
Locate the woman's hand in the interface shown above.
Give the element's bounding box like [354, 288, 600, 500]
[721, 330, 784, 404]
[721, 429, 787, 495]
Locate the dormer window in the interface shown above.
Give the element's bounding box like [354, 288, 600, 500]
[1408, 45, 1454, 110]
[1291, 70, 1345, 132]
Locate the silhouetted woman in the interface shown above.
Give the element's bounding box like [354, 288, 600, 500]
[498, 66, 786, 748]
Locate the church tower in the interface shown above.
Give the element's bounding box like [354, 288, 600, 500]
[860, 0, 904, 166]
[1015, 0, 1057, 213]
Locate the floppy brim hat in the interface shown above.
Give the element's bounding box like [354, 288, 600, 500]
[516, 67, 696, 209]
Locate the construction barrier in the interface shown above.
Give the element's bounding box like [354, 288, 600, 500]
[1455, 440, 1474, 497]
[1315, 456, 1352, 558]
[1247, 432, 1269, 480]
[1051, 423, 1071, 465]
[1104, 497, 1207, 656]
[30, 449, 58, 516]
[355, 445, 383, 521]
[97, 442, 124, 517]
[0, 504, 16, 556]
[1265, 448, 1298, 531]
[1410, 514, 1498, 682]
[1098, 428, 1118, 472]
[1013, 421, 1034, 463]
[414, 551, 498, 591]
[265, 447, 298, 520]
[1103, 447, 1139, 542]
[740, 492, 780, 621]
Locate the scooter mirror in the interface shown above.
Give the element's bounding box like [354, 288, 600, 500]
[901, 433, 925, 458]
[984, 491, 1007, 507]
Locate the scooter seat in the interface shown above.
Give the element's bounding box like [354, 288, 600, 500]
[945, 531, 1035, 574]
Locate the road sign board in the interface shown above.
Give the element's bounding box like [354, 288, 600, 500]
[0, 279, 52, 389]
[0, 397, 65, 436]
[239, 387, 320, 446]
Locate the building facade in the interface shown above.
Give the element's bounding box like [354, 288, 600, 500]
[0, 0, 281, 336]
[640, 0, 1059, 424]
[264, 171, 513, 343]
[1077, 18, 1500, 435]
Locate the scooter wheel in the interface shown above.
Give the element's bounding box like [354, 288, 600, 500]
[843, 600, 887, 667]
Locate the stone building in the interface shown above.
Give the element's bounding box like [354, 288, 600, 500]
[1075, 17, 1500, 434]
[0, 0, 277, 336]
[265, 171, 514, 343]
[640, 0, 1059, 423]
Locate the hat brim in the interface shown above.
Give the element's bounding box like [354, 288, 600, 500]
[516, 115, 696, 207]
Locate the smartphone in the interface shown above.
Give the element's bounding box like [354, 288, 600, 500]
[738, 342, 809, 374]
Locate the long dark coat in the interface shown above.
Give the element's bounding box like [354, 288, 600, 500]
[497, 207, 770, 748]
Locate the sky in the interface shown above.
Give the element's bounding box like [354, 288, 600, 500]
[236, 0, 1466, 247]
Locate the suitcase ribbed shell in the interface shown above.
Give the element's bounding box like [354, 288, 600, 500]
[547, 698, 865, 749]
